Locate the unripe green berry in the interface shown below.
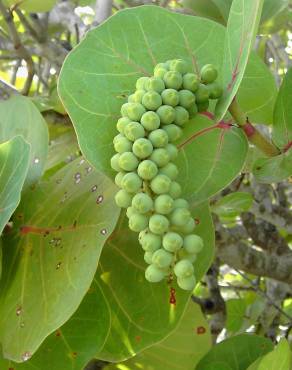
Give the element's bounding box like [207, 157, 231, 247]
[145, 264, 165, 282]
[154, 62, 168, 71]
[170, 207, 191, 227]
[137, 160, 158, 180]
[149, 214, 170, 235]
[126, 206, 136, 218]
[154, 194, 174, 215]
[177, 275, 196, 291]
[115, 189, 133, 208]
[154, 67, 168, 79]
[188, 104, 198, 118]
[136, 76, 149, 90]
[152, 248, 173, 268]
[132, 138, 153, 159]
[197, 100, 209, 112]
[129, 89, 146, 103]
[173, 198, 189, 209]
[111, 153, 121, 171]
[126, 103, 146, 121]
[148, 129, 168, 148]
[113, 133, 123, 143]
[178, 90, 196, 109]
[163, 232, 183, 252]
[124, 122, 145, 142]
[115, 171, 125, 188]
[118, 152, 139, 171]
[129, 213, 149, 232]
[121, 172, 142, 193]
[139, 232, 162, 252]
[150, 148, 170, 167]
[195, 84, 210, 103]
[163, 124, 182, 142]
[163, 71, 183, 89]
[141, 111, 160, 131]
[150, 174, 171, 194]
[165, 143, 178, 161]
[174, 106, 189, 126]
[207, 82, 223, 99]
[161, 89, 179, 107]
[169, 181, 182, 199]
[180, 218, 195, 234]
[182, 73, 199, 92]
[156, 105, 176, 125]
[144, 251, 154, 265]
[159, 162, 178, 180]
[117, 117, 131, 133]
[174, 259, 194, 278]
[128, 94, 136, 103]
[169, 59, 188, 74]
[200, 64, 218, 84]
[132, 192, 153, 214]
[114, 135, 132, 153]
[142, 91, 162, 110]
[183, 234, 204, 254]
[145, 77, 165, 93]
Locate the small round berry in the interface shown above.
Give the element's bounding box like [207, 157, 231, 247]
[170, 207, 191, 227]
[118, 152, 139, 171]
[163, 71, 183, 89]
[149, 214, 170, 235]
[182, 73, 199, 92]
[183, 234, 204, 254]
[150, 148, 170, 167]
[129, 89, 146, 103]
[163, 232, 183, 252]
[169, 181, 182, 199]
[141, 111, 160, 131]
[126, 206, 136, 218]
[124, 121, 145, 142]
[111, 153, 121, 172]
[207, 82, 223, 99]
[114, 171, 125, 187]
[178, 90, 196, 109]
[129, 213, 149, 232]
[121, 172, 142, 193]
[174, 106, 189, 126]
[150, 174, 171, 194]
[117, 117, 130, 133]
[142, 91, 162, 110]
[154, 194, 174, 215]
[180, 218, 195, 234]
[169, 59, 189, 74]
[132, 192, 153, 214]
[152, 249, 173, 268]
[132, 138, 153, 159]
[156, 105, 176, 125]
[148, 129, 169, 148]
[200, 64, 218, 84]
[140, 232, 162, 252]
[127, 103, 146, 121]
[145, 264, 165, 282]
[114, 135, 132, 153]
[165, 143, 178, 160]
[159, 162, 178, 180]
[174, 259, 194, 278]
[173, 198, 189, 209]
[177, 275, 196, 291]
[144, 251, 154, 265]
[115, 189, 133, 208]
[137, 160, 158, 180]
[161, 89, 179, 107]
[136, 76, 149, 90]
[195, 84, 210, 103]
[145, 77, 165, 93]
[163, 124, 182, 142]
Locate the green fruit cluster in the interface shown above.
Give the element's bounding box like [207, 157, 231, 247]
[111, 59, 218, 291]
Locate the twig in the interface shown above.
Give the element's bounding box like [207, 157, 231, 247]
[0, 77, 19, 99]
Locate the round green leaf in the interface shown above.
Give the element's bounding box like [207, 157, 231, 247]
[212, 192, 253, 217]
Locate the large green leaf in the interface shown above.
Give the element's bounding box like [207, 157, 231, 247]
[0, 136, 30, 235]
[212, 192, 253, 218]
[182, 0, 226, 24]
[215, 0, 264, 122]
[0, 158, 120, 362]
[176, 113, 248, 202]
[58, 5, 226, 179]
[0, 202, 214, 369]
[226, 298, 247, 333]
[105, 302, 212, 370]
[0, 95, 49, 186]
[273, 68, 292, 150]
[196, 334, 273, 370]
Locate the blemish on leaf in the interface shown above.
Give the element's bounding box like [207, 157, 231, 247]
[21, 352, 32, 361]
[196, 326, 206, 335]
[79, 159, 85, 165]
[33, 157, 40, 164]
[169, 287, 176, 305]
[135, 335, 141, 342]
[86, 166, 92, 173]
[56, 262, 62, 270]
[91, 185, 97, 192]
[100, 228, 107, 235]
[194, 218, 200, 225]
[96, 195, 104, 204]
[20, 322, 25, 328]
[16, 306, 22, 316]
[56, 330, 61, 337]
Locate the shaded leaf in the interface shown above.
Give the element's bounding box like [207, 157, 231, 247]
[105, 302, 212, 370]
[212, 192, 253, 218]
[182, 0, 226, 24]
[215, 0, 264, 122]
[0, 158, 120, 362]
[226, 298, 247, 333]
[197, 334, 273, 370]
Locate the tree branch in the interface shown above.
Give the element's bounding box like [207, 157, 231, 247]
[94, 0, 113, 24]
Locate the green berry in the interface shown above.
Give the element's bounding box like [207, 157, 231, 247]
[132, 138, 153, 159]
[139, 232, 162, 252]
[180, 218, 195, 234]
[127, 103, 146, 121]
[178, 90, 196, 109]
[195, 84, 209, 103]
[114, 171, 125, 187]
[188, 104, 198, 118]
[144, 251, 154, 265]
[113, 133, 124, 143]
[148, 129, 168, 148]
[149, 214, 170, 235]
[129, 89, 146, 103]
[129, 213, 149, 232]
[114, 135, 132, 153]
[150, 148, 170, 167]
[182, 73, 199, 92]
[124, 121, 145, 142]
[117, 117, 130, 133]
[126, 206, 136, 218]
[165, 143, 178, 161]
[169, 59, 188, 74]
[173, 198, 189, 209]
[118, 152, 139, 171]
[137, 160, 158, 180]
[170, 207, 191, 227]
[141, 111, 160, 131]
[169, 181, 182, 199]
[174, 106, 189, 126]
[128, 94, 136, 103]
[145, 264, 165, 282]
[183, 234, 204, 254]
[174, 259, 194, 278]
[200, 64, 218, 84]
[111, 153, 121, 172]
[159, 162, 178, 180]
[154, 62, 168, 71]
[152, 249, 173, 268]
[163, 71, 183, 89]
[161, 89, 179, 107]
[197, 100, 209, 112]
[132, 192, 153, 214]
[150, 174, 171, 194]
[163, 232, 183, 252]
[154, 67, 168, 79]
[156, 105, 176, 125]
[163, 125, 182, 142]
[142, 91, 162, 110]
[136, 76, 149, 90]
[154, 194, 174, 215]
[121, 172, 142, 193]
[177, 275, 196, 291]
[145, 77, 165, 93]
[115, 189, 133, 208]
[207, 82, 223, 99]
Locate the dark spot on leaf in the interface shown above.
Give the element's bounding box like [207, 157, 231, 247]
[169, 287, 176, 305]
[196, 326, 206, 334]
[256, 166, 261, 171]
[72, 352, 77, 358]
[73, 220, 77, 228]
[16, 306, 22, 316]
[86, 166, 92, 173]
[91, 185, 97, 192]
[100, 228, 107, 235]
[56, 178, 62, 184]
[194, 218, 200, 225]
[135, 336, 141, 342]
[56, 330, 61, 337]
[96, 195, 104, 204]
[56, 262, 62, 270]
[17, 213, 23, 219]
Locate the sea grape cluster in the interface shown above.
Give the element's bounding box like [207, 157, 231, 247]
[111, 59, 222, 291]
